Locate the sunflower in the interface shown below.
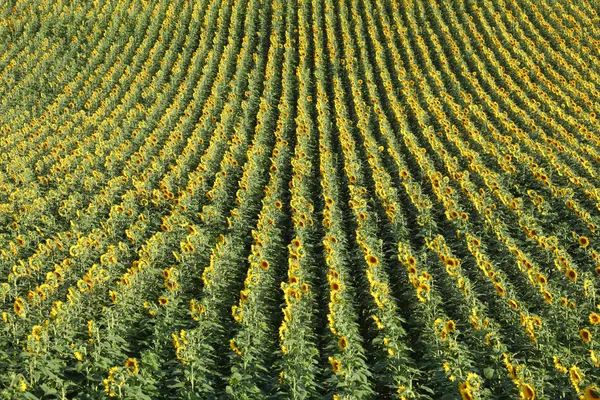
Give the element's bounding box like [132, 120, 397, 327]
[260, 260, 270, 270]
[338, 336, 348, 350]
[440, 329, 448, 341]
[446, 320, 456, 333]
[536, 274, 547, 285]
[329, 356, 341, 374]
[542, 290, 553, 304]
[585, 386, 600, 400]
[31, 325, 43, 342]
[566, 268, 578, 281]
[366, 255, 379, 266]
[521, 383, 535, 399]
[581, 329, 592, 343]
[590, 313, 600, 325]
[570, 366, 583, 392]
[508, 299, 519, 310]
[580, 236, 590, 248]
[458, 382, 473, 400]
[416, 283, 430, 302]
[465, 372, 481, 391]
[591, 350, 599, 367]
[495, 284, 506, 297]
[165, 280, 179, 291]
[158, 297, 169, 306]
[14, 298, 25, 316]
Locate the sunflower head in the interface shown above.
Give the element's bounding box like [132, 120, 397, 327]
[458, 382, 473, 400]
[465, 372, 481, 392]
[581, 329, 592, 343]
[367, 255, 379, 266]
[566, 268, 578, 281]
[125, 358, 139, 374]
[590, 313, 600, 325]
[585, 386, 600, 400]
[521, 383, 535, 399]
[338, 336, 348, 351]
[446, 320, 456, 333]
[580, 236, 590, 248]
[328, 356, 341, 374]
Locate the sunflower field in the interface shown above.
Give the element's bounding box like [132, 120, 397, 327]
[0, 0, 599, 398]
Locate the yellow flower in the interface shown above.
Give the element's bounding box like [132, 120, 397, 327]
[458, 382, 473, 400]
[580, 236, 590, 248]
[584, 386, 600, 400]
[590, 313, 600, 325]
[14, 298, 25, 317]
[366, 255, 379, 266]
[465, 372, 481, 391]
[230, 339, 242, 356]
[74, 352, 83, 361]
[591, 350, 599, 367]
[328, 356, 341, 374]
[446, 320, 456, 333]
[581, 329, 592, 343]
[443, 362, 451, 373]
[18, 376, 27, 392]
[520, 383, 535, 399]
[31, 325, 43, 342]
[125, 358, 139, 374]
[570, 365, 583, 392]
[553, 356, 568, 373]
[338, 336, 348, 351]
[158, 296, 169, 306]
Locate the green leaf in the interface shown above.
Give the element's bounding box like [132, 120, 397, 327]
[484, 367, 495, 380]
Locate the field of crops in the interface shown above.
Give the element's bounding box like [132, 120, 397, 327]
[0, 0, 600, 398]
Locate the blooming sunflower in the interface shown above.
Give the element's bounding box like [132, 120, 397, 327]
[585, 386, 600, 400]
[581, 329, 592, 343]
[520, 383, 535, 399]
